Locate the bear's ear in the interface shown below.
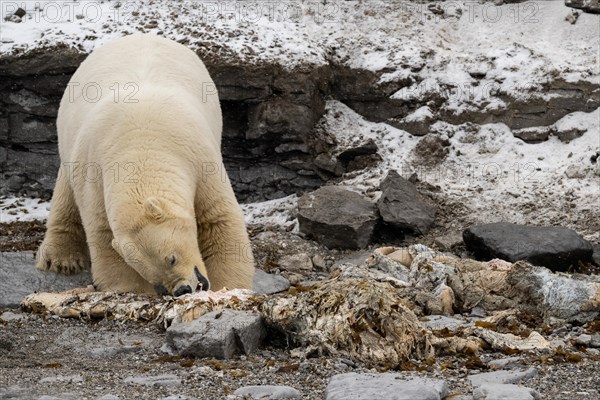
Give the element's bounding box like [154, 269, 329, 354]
[144, 197, 164, 220]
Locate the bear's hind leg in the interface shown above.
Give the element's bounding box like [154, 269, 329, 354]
[36, 167, 90, 274]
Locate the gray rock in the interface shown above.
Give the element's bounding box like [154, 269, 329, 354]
[165, 309, 265, 358]
[234, 385, 301, 399]
[565, 0, 600, 15]
[253, 269, 290, 294]
[473, 383, 541, 400]
[298, 186, 378, 249]
[377, 170, 437, 235]
[325, 373, 448, 400]
[39, 375, 84, 384]
[468, 368, 537, 387]
[421, 315, 472, 331]
[277, 253, 313, 274]
[463, 223, 593, 272]
[591, 334, 600, 348]
[512, 126, 551, 142]
[575, 334, 592, 346]
[123, 374, 181, 387]
[434, 231, 464, 251]
[487, 357, 523, 370]
[97, 396, 120, 400]
[0, 311, 24, 322]
[0, 252, 92, 308]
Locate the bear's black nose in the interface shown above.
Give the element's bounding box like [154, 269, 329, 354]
[194, 266, 210, 291]
[173, 284, 192, 297]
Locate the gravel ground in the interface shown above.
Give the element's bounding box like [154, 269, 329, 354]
[1, 310, 599, 399]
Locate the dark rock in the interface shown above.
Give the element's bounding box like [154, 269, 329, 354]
[298, 186, 378, 249]
[592, 243, 600, 266]
[9, 113, 57, 144]
[377, 171, 437, 235]
[14, 8, 26, 18]
[0, 252, 92, 308]
[565, 0, 600, 14]
[463, 223, 593, 271]
[164, 309, 266, 359]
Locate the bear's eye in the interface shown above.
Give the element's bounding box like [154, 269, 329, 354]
[167, 255, 177, 267]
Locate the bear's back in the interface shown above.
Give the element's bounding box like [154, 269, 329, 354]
[57, 34, 222, 160]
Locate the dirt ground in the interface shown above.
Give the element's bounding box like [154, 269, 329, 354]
[1, 312, 599, 400]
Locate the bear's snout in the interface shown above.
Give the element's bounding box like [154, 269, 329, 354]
[173, 284, 193, 297]
[194, 266, 210, 291]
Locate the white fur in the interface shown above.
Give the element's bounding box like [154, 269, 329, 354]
[37, 34, 254, 294]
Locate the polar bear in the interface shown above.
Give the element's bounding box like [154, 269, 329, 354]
[36, 34, 255, 296]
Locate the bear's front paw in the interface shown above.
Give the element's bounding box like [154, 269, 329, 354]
[36, 237, 90, 275]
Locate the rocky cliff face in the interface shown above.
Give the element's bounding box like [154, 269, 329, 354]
[1, 1, 598, 203]
[2, 46, 598, 201]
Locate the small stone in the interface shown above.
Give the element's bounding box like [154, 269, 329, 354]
[97, 396, 120, 400]
[39, 375, 84, 384]
[473, 383, 541, 400]
[164, 309, 265, 359]
[421, 315, 472, 331]
[298, 186, 378, 249]
[470, 307, 486, 318]
[124, 374, 181, 387]
[564, 165, 586, 179]
[591, 334, 600, 348]
[278, 254, 313, 274]
[434, 232, 463, 251]
[325, 373, 448, 400]
[468, 368, 537, 387]
[253, 269, 290, 295]
[575, 334, 592, 346]
[512, 126, 551, 142]
[377, 170, 437, 235]
[234, 385, 301, 399]
[14, 7, 27, 18]
[487, 357, 522, 370]
[0, 311, 24, 322]
[312, 254, 326, 269]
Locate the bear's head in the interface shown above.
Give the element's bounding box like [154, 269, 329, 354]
[111, 197, 210, 296]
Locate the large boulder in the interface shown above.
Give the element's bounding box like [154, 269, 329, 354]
[0, 251, 92, 307]
[376, 171, 437, 235]
[297, 186, 378, 249]
[164, 309, 265, 359]
[463, 223, 593, 271]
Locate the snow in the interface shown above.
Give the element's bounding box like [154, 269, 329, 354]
[0, 197, 51, 223]
[1, 1, 598, 240]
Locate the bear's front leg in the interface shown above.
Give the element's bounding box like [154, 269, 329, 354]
[37, 166, 90, 275]
[196, 196, 255, 291]
[85, 225, 157, 294]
